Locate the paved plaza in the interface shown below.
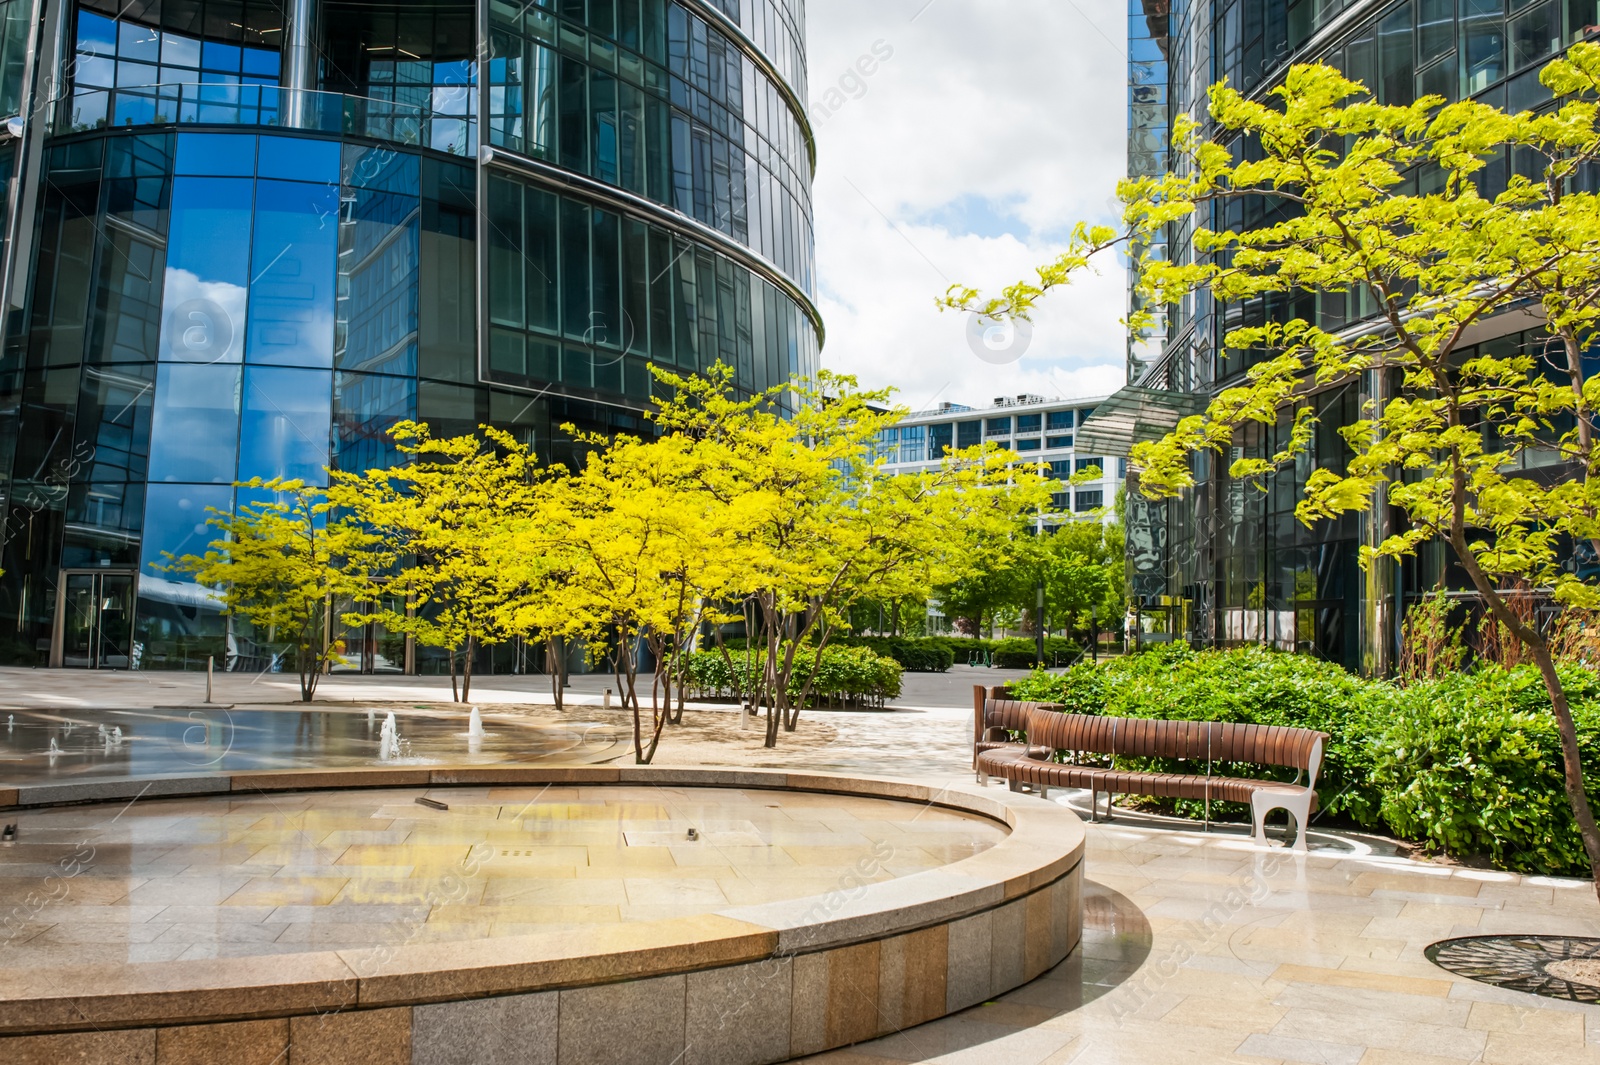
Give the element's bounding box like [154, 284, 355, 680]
[3, 666, 1599, 1063]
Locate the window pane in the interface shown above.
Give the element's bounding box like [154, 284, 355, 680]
[246, 179, 339, 367]
[1419, 0, 1456, 65]
[333, 370, 416, 472]
[1509, 1, 1558, 68]
[1380, 3, 1415, 104]
[239, 366, 332, 483]
[147, 362, 240, 482]
[139, 482, 233, 582]
[256, 135, 339, 183]
[160, 176, 251, 362]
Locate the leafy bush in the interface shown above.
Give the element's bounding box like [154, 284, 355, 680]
[991, 636, 1082, 670]
[1371, 664, 1600, 876]
[1008, 645, 1384, 822]
[840, 637, 955, 673]
[680, 645, 902, 708]
[1008, 645, 1600, 875]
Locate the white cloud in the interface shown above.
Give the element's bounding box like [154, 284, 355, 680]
[805, 0, 1128, 409]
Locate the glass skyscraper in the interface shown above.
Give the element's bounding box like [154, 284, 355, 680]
[1104, 0, 1598, 673]
[0, 0, 818, 670]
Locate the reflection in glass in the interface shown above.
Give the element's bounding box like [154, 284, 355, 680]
[333, 371, 416, 473]
[147, 362, 240, 483]
[246, 178, 339, 367]
[239, 366, 332, 484]
[137, 481, 233, 579]
[160, 175, 251, 362]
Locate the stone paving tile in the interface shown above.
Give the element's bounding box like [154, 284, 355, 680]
[798, 802, 1600, 1065]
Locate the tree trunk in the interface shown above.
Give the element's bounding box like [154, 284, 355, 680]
[462, 634, 474, 703]
[1528, 640, 1600, 902]
[547, 635, 564, 713]
[448, 644, 459, 703]
[1452, 522, 1600, 902]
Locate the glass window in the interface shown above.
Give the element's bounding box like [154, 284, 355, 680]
[1075, 490, 1104, 512]
[1016, 437, 1042, 452]
[1573, 0, 1600, 41]
[1016, 413, 1042, 433]
[985, 416, 1012, 434]
[239, 366, 332, 484]
[246, 179, 339, 367]
[1419, 0, 1457, 65]
[561, 198, 591, 338]
[418, 379, 485, 439]
[1078, 406, 1096, 423]
[162, 33, 201, 68]
[1509, 1, 1559, 69]
[333, 371, 416, 473]
[118, 20, 159, 63]
[174, 133, 255, 176]
[337, 171, 419, 377]
[1046, 410, 1074, 430]
[1464, 0, 1506, 93]
[957, 420, 981, 449]
[1076, 456, 1105, 472]
[256, 136, 340, 183]
[138, 482, 234, 581]
[1046, 435, 1073, 450]
[929, 422, 953, 456]
[160, 176, 251, 362]
[202, 41, 241, 73]
[1381, 3, 1416, 104]
[147, 362, 240, 483]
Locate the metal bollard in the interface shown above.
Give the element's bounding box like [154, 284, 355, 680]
[206, 656, 213, 704]
[604, 688, 611, 710]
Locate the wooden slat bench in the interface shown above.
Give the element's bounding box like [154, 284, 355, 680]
[972, 684, 1059, 775]
[975, 698, 1329, 852]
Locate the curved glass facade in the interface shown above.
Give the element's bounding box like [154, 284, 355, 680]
[0, 0, 816, 670]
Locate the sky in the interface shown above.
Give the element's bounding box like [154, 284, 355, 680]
[802, 0, 1129, 413]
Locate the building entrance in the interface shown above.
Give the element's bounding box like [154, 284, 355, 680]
[50, 571, 136, 669]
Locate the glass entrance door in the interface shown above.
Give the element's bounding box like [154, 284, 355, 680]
[54, 571, 136, 669]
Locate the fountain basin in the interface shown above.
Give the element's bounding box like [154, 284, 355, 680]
[0, 766, 1083, 1065]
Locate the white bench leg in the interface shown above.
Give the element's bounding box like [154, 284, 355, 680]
[1252, 790, 1314, 852]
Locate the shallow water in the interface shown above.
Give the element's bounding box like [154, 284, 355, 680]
[0, 707, 621, 785]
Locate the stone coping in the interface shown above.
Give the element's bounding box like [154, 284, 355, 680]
[0, 766, 1084, 1036]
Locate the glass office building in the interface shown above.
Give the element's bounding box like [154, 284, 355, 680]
[1101, 0, 1598, 673]
[0, 0, 818, 669]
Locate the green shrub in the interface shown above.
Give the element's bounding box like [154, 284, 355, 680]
[991, 636, 1082, 670]
[1007, 644, 1385, 823]
[1371, 664, 1600, 877]
[679, 645, 902, 708]
[840, 637, 955, 673]
[1007, 645, 1600, 875]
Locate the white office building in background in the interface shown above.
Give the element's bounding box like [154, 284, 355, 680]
[875, 394, 1125, 525]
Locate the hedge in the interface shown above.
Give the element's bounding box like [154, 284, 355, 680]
[839, 637, 955, 673]
[679, 646, 902, 708]
[1008, 644, 1600, 877]
[991, 637, 1082, 670]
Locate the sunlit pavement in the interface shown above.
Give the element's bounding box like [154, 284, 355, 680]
[4, 666, 1599, 1063]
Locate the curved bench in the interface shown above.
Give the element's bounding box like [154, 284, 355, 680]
[978, 706, 1329, 851]
[971, 684, 1059, 779]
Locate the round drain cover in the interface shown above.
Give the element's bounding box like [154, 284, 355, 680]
[1427, 935, 1600, 1002]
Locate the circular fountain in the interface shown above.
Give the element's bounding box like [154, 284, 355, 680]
[0, 766, 1083, 1065]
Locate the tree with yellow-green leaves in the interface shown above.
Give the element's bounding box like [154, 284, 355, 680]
[944, 46, 1600, 899]
[170, 478, 371, 702]
[651, 365, 1054, 748]
[524, 424, 738, 764]
[329, 422, 550, 703]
